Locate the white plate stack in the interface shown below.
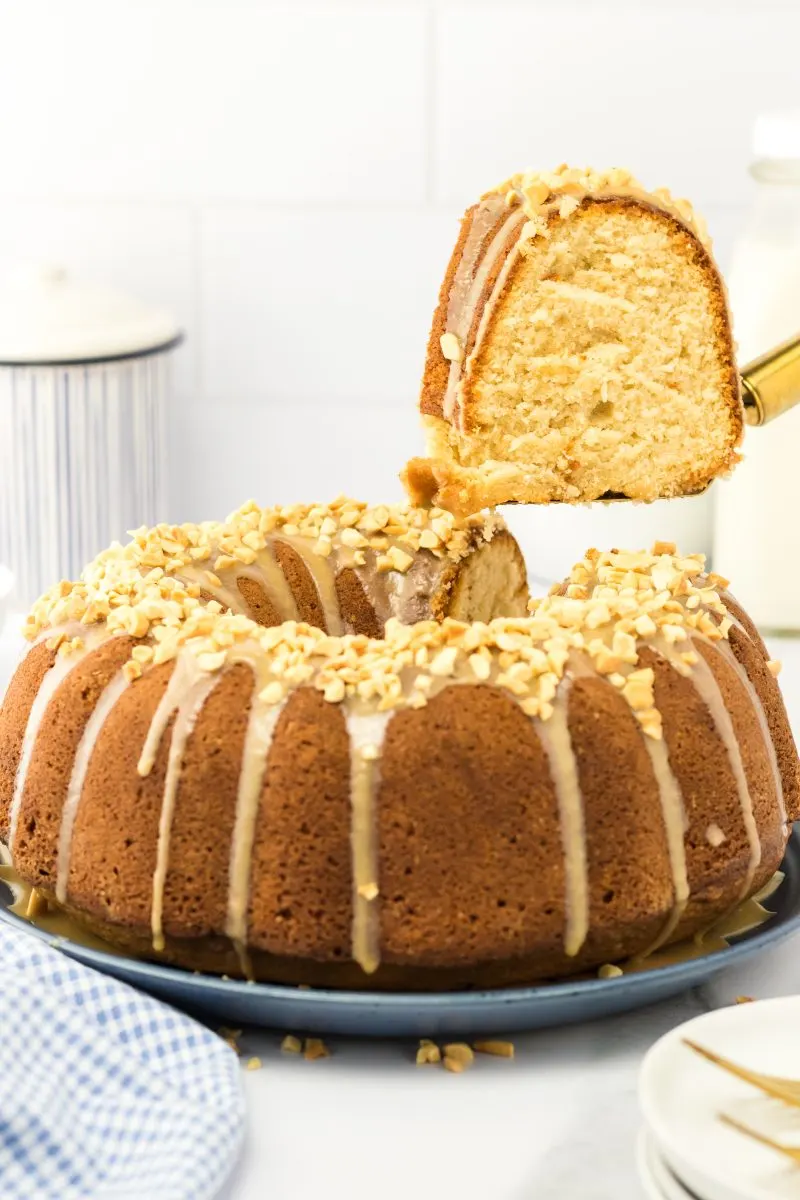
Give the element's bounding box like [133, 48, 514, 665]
[637, 997, 800, 1199]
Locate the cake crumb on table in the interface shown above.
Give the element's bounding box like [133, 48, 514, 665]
[416, 1039, 442, 1065]
[598, 963, 624, 979]
[245, 1057, 262, 1071]
[303, 1037, 330, 1061]
[443, 1056, 468, 1074]
[416, 1038, 515, 1068]
[281, 1034, 303, 1055]
[735, 995, 755, 1004]
[473, 1040, 515, 1059]
[443, 1043, 474, 1071]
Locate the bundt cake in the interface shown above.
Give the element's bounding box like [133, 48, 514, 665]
[403, 165, 743, 516]
[0, 498, 796, 989]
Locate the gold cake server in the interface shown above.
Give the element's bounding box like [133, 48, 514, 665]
[741, 331, 800, 426]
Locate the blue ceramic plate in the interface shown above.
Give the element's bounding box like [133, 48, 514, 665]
[3, 829, 800, 1038]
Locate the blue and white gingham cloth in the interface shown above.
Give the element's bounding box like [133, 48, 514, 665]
[0, 922, 246, 1200]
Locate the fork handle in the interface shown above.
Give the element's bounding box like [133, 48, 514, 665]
[741, 332, 800, 426]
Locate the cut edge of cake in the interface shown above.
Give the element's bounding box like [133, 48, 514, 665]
[404, 165, 743, 517]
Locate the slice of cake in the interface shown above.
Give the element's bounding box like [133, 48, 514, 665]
[403, 166, 743, 516]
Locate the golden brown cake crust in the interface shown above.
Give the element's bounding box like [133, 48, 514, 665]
[15, 618, 791, 991]
[334, 569, 384, 639]
[236, 577, 283, 628]
[248, 688, 353, 959]
[0, 641, 56, 841]
[1, 529, 794, 990]
[163, 663, 254, 938]
[11, 636, 137, 889]
[408, 178, 743, 516]
[66, 662, 175, 928]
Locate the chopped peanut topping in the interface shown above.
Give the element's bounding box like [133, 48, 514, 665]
[491, 165, 709, 248]
[440, 332, 463, 362]
[706, 823, 727, 848]
[24, 530, 739, 738]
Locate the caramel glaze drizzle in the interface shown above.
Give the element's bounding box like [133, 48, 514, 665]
[225, 655, 286, 972]
[137, 655, 220, 952]
[56, 669, 130, 903]
[636, 732, 689, 956]
[659, 644, 762, 900]
[535, 639, 763, 962]
[717, 640, 786, 826]
[536, 680, 588, 958]
[345, 710, 390, 975]
[8, 625, 104, 851]
[442, 198, 526, 428]
[8, 589, 780, 977]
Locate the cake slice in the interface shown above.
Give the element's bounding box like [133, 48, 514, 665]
[403, 166, 743, 516]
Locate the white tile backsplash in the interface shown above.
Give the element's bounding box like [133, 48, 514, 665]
[433, 2, 799, 212]
[169, 398, 424, 524]
[0, 0, 793, 563]
[0, 1, 428, 203]
[199, 206, 458, 403]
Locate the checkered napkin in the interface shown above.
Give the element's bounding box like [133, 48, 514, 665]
[0, 921, 245, 1200]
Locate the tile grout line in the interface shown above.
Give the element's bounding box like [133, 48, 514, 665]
[0, 194, 750, 216]
[422, 0, 439, 206]
[189, 204, 205, 405]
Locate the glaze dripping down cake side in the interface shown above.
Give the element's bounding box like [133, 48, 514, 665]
[403, 165, 743, 516]
[0, 518, 796, 989]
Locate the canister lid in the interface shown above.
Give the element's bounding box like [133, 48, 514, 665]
[0, 266, 182, 365]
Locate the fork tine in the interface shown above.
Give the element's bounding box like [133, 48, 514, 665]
[682, 1039, 800, 1108]
[719, 1114, 800, 1163]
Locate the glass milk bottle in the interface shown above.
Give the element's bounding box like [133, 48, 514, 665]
[714, 113, 800, 632]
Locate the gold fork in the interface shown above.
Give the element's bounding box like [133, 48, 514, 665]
[719, 1114, 800, 1165]
[682, 1039, 800, 1108]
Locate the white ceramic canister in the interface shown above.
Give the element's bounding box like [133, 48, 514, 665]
[0, 267, 181, 609]
[713, 113, 800, 632]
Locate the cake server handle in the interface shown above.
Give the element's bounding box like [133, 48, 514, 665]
[741, 332, 800, 426]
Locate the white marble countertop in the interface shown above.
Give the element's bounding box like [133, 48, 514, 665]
[3, 624, 800, 1200]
